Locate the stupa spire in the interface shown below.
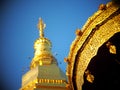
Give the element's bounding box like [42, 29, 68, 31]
[37, 18, 46, 38]
[30, 18, 57, 69]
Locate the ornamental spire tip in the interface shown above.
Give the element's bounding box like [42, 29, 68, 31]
[37, 18, 46, 38]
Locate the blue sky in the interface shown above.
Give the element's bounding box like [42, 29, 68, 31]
[0, 0, 110, 90]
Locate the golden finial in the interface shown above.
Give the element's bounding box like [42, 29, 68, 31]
[37, 18, 46, 38]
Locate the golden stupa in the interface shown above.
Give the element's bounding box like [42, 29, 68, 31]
[20, 18, 70, 90]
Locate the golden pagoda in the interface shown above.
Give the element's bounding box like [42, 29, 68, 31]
[20, 18, 69, 90]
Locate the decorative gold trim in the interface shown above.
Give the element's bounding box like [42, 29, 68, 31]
[66, 2, 120, 90]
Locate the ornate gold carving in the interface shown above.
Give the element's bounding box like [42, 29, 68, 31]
[99, 4, 106, 10]
[106, 42, 116, 54]
[109, 45, 116, 54]
[85, 70, 94, 83]
[75, 29, 82, 36]
[66, 2, 120, 90]
[38, 79, 66, 84]
[64, 57, 70, 63]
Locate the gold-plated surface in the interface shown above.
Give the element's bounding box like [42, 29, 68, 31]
[20, 65, 68, 90]
[20, 18, 69, 90]
[30, 19, 54, 69]
[66, 2, 120, 90]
